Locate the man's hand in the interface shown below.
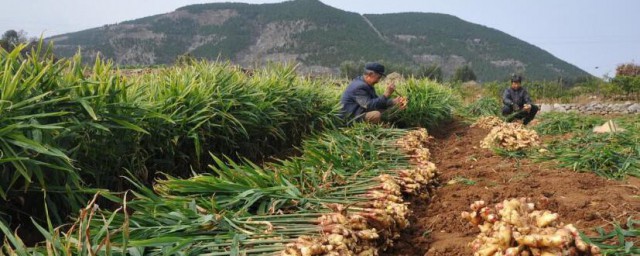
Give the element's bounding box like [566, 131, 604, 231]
[393, 96, 408, 110]
[384, 82, 396, 98]
[523, 104, 531, 113]
[512, 104, 520, 111]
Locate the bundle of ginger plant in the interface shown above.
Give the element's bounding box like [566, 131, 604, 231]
[282, 174, 411, 256]
[283, 129, 439, 256]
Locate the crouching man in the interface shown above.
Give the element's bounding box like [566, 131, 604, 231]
[340, 62, 406, 124]
[502, 74, 539, 125]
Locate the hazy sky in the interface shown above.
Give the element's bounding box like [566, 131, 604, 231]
[2, 0, 639, 78]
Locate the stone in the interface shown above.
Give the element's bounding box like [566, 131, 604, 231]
[539, 104, 553, 113]
[593, 120, 626, 133]
[628, 103, 640, 113]
[552, 103, 565, 110]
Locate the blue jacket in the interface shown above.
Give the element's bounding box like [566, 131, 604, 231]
[340, 76, 393, 121]
[502, 87, 533, 108]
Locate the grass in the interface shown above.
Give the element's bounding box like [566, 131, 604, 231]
[496, 112, 640, 180]
[536, 125, 639, 179]
[459, 96, 502, 119]
[534, 112, 604, 135]
[582, 218, 640, 255]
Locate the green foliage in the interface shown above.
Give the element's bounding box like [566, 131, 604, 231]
[339, 60, 366, 79]
[0, 30, 28, 51]
[0, 43, 85, 226]
[452, 65, 477, 82]
[4, 124, 416, 255]
[534, 113, 604, 135]
[175, 53, 198, 65]
[612, 75, 640, 97]
[417, 65, 443, 82]
[460, 96, 502, 118]
[481, 79, 603, 102]
[536, 126, 640, 179]
[0, 42, 341, 234]
[582, 218, 640, 255]
[387, 78, 461, 129]
[339, 61, 442, 82]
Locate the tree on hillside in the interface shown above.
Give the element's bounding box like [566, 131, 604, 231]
[612, 63, 640, 97]
[175, 53, 198, 66]
[616, 63, 640, 77]
[417, 65, 443, 82]
[0, 29, 28, 51]
[452, 65, 477, 82]
[339, 60, 366, 79]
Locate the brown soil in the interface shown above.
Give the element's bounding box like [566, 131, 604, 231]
[383, 121, 640, 256]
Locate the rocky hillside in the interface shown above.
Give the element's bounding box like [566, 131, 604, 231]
[48, 0, 591, 81]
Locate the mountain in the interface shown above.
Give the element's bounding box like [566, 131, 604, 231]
[48, 0, 591, 81]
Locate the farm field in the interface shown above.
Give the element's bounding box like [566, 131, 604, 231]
[383, 118, 640, 255]
[1, 44, 640, 255]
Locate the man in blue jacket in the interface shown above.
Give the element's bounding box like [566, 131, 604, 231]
[502, 74, 539, 125]
[340, 62, 406, 124]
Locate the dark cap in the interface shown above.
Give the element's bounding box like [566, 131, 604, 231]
[510, 74, 522, 83]
[365, 62, 386, 76]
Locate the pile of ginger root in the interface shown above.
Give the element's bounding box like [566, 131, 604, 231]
[461, 198, 601, 256]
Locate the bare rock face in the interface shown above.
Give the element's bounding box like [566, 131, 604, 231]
[412, 54, 467, 76]
[238, 20, 315, 66]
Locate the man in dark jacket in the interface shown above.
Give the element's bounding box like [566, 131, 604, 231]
[502, 74, 539, 125]
[340, 62, 406, 124]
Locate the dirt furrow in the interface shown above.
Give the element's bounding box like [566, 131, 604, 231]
[383, 122, 640, 256]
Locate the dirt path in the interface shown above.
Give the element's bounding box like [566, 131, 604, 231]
[383, 122, 640, 256]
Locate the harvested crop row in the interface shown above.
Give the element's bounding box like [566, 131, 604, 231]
[283, 128, 438, 256]
[4, 125, 439, 255]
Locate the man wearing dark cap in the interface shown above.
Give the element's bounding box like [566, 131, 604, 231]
[502, 74, 539, 125]
[340, 62, 406, 124]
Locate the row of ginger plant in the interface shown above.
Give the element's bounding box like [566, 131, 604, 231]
[0, 42, 340, 229]
[1, 124, 438, 255]
[0, 42, 459, 233]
